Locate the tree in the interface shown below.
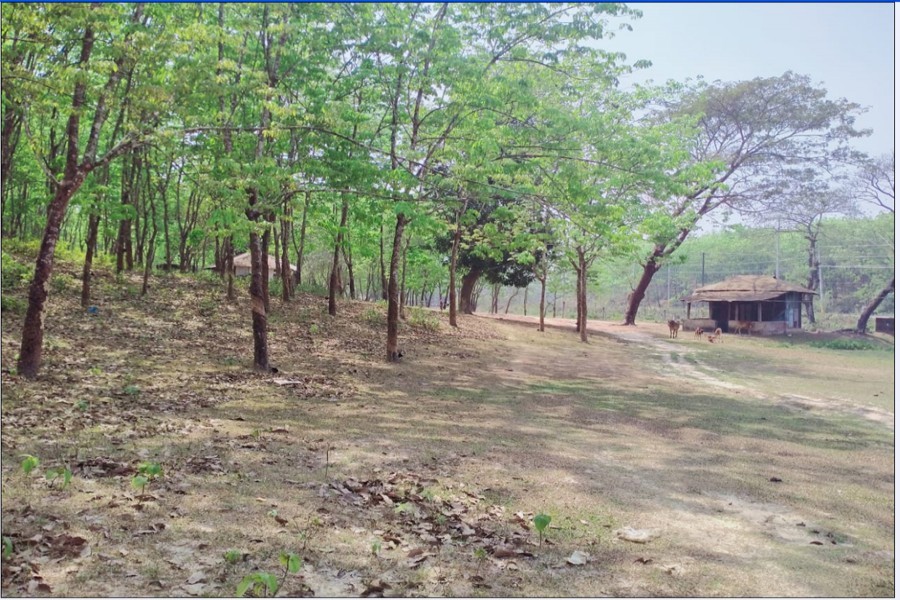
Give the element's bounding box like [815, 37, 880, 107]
[15, 4, 160, 378]
[854, 152, 894, 333]
[622, 72, 869, 325]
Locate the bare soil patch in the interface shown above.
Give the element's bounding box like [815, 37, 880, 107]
[1, 265, 894, 597]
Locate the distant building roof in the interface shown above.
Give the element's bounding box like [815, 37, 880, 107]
[683, 275, 816, 303]
[230, 253, 296, 272]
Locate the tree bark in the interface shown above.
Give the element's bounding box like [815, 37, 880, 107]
[856, 277, 894, 334]
[328, 196, 348, 316]
[538, 270, 547, 333]
[80, 212, 100, 308]
[804, 236, 819, 324]
[261, 225, 270, 314]
[379, 221, 388, 300]
[280, 206, 292, 301]
[386, 214, 408, 361]
[399, 231, 411, 320]
[225, 235, 235, 301]
[293, 191, 310, 288]
[248, 228, 268, 371]
[18, 22, 96, 379]
[623, 257, 663, 325]
[459, 269, 482, 314]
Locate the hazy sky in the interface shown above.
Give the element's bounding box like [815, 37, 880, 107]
[600, 3, 894, 157]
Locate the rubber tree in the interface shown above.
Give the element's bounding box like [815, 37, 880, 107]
[15, 4, 159, 378]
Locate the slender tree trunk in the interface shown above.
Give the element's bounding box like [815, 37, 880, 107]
[538, 273, 547, 333]
[856, 277, 894, 333]
[273, 221, 281, 277]
[18, 181, 83, 378]
[225, 235, 235, 301]
[623, 258, 662, 325]
[504, 289, 518, 314]
[80, 212, 100, 308]
[141, 231, 157, 296]
[523, 284, 528, 316]
[261, 225, 271, 313]
[578, 251, 588, 343]
[342, 243, 355, 300]
[459, 269, 482, 314]
[386, 214, 408, 361]
[293, 191, 309, 288]
[329, 196, 348, 316]
[248, 229, 268, 371]
[281, 207, 292, 301]
[379, 221, 388, 300]
[804, 237, 818, 324]
[18, 22, 96, 379]
[448, 231, 461, 326]
[399, 231, 411, 320]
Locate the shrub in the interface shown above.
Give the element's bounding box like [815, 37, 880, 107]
[1, 252, 32, 291]
[1, 295, 25, 314]
[363, 306, 384, 327]
[407, 307, 440, 331]
[809, 338, 883, 351]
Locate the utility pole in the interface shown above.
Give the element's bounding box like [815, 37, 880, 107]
[817, 245, 825, 313]
[701, 252, 706, 286]
[775, 220, 781, 279]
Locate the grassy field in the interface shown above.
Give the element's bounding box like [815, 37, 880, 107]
[0, 256, 894, 597]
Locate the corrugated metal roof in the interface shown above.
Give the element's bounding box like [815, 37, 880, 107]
[682, 275, 816, 303]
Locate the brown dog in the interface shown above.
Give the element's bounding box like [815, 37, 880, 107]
[667, 320, 680, 339]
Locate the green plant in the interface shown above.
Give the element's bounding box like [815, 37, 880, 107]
[308, 323, 320, 335]
[45, 466, 73, 490]
[0, 295, 26, 313]
[533, 513, 551, 548]
[224, 549, 243, 565]
[363, 307, 383, 327]
[123, 384, 140, 396]
[132, 462, 163, 499]
[1, 251, 32, 291]
[371, 541, 381, 556]
[810, 339, 883, 351]
[407, 307, 440, 331]
[236, 552, 301, 598]
[20, 455, 39, 475]
[2, 536, 11, 560]
[75, 400, 90, 412]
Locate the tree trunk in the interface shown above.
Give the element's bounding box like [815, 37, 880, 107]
[399, 231, 411, 320]
[379, 221, 388, 300]
[225, 235, 235, 301]
[342, 243, 355, 300]
[623, 258, 662, 325]
[856, 277, 894, 334]
[18, 181, 83, 378]
[329, 196, 348, 316]
[578, 250, 588, 343]
[261, 225, 270, 314]
[804, 237, 819, 324]
[538, 272, 547, 333]
[80, 212, 100, 308]
[293, 191, 310, 288]
[248, 229, 268, 371]
[386, 214, 408, 361]
[504, 289, 519, 314]
[523, 284, 528, 316]
[141, 231, 157, 296]
[280, 207, 292, 301]
[459, 269, 482, 314]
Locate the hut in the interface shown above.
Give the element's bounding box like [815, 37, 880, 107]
[681, 275, 816, 335]
[229, 253, 296, 280]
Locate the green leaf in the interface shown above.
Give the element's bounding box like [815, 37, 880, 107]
[61, 468, 72, 489]
[533, 513, 551, 533]
[131, 475, 148, 490]
[21, 455, 39, 475]
[138, 462, 162, 477]
[236, 574, 256, 597]
[223, 550, 242, 564]
[261, 572, 279, 595]
[287, 553, 301, 574]
[2, 536, 12, 560]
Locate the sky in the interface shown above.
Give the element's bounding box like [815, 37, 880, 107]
[599, 3, 895, 158]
